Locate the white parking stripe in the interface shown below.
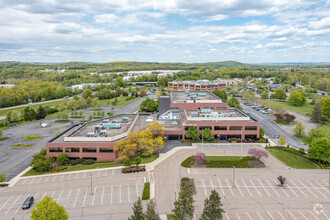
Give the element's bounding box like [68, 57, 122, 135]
[75, 173, 79, 180]
[235, 180, 243, 196]
[51, 191, 55, 198]
[92, 187, 97, 206]
[224, 213, 230, 220]
[277, 211, 286, 220]
[309, 210, 319, 220]
[265, 179, 280, 197]
[209, 179, 214, 190]
[202, 178, 207, 196]
[64, 189, 72, 206]
[67, 173, 72, 180]
[104, 170, 107, 177]
[288, 211, 297, 220]
[247, 212, 252, 220]
[298, 211, 308, 220]
[257, 179, 271, 197]
[82, 190, 88, 207]
[111, 185, 113, 204]
[290, 180, 308, 198]
[136, 183, 139, 197]
[273, 179, 289, 197]
[226, 179, 235, 196]
[241, 179, 253, 197]
[112, 169, 114, 175]
[306, 180, 326, 198]
[44, 176, 49, 183]
[320, 210, 329, 219]
[285, 182, 299, 198]
[29, 178, 35, 185]
[5, 195, 21, 215]
[36, 177, 42, 184]
[97, 171, 100, 177]
[41, 192, 46, 199]
[21, 178, 27, 185]
[314, 180, 330, 194]
[73, 188, 80, 207]
[0, 196, 12, 211]
[101, 186, 105, 205]
[83, 173, 86, 179]
[235, 212, 241, 220]
[217, 179, 225, 196]
[52, 176, 57, 182]
[266, 211, 275, 220]
[256, 211, 263, 220]
[119, 185, 122, 204]
[60, 175, 64, 181]
[249, 179, 261, 197]
[127, 185, 130, 203]
[57, 190, 64, 203]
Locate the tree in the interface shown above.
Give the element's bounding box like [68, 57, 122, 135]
[23, 106, 30, 121]
[135, 156, 141, 168]
[0, 129, 3, 137]
[261, 91, 269, 99]
[321, 97, 330, 117]
[194, 152, 206, 166]
[31, 196, 68, 220]
[202, 128, 214, 141]
[259, 127, 265, 138]
[124, 158, 131, 167]
[311, 100, 322, 122]
[212, 90, 227, 100]
[200, 190, 225, 220]
[146, 121, 164, 138]
[157, 77, 169, 88]
[88, 113, 93, 121]
[248, 148, 269, 161]
[128, 197, 144, 220]
[278, 136, 287, 146]
[36, 105, 47, 120]
[145, 199, 160, 220]
[277, 176, 286, 187]
[57, 153, 69, 165]
[307, 138, 330, 163]
[6, 111, 12, 123]
[227, 97, 242, 109]
[11, 110, 22, 122]
[242, 91, 255, 103]
[288, 89, 306, 106]
[140, 97, 158, 112]
[82, 89, 92, 99]
[272, 88, 287, 100]
[185, 126, 199, 140]
[172, 182, 195, 220]
[0, 171, 6, 182]
[308, 128, 324, 140]
[293, 121, 305, 137]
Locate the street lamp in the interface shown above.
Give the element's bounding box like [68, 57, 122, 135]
[90, 173, 93, 195]
[202, 129, 204, 154]
[240, 129, 243, 159]
[232, 166, 236, 188]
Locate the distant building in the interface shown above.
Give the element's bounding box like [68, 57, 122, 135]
[168, 80, 226, 91]
[271, 84, 283, 90]
[216, 78, 243, 86]
[0, 84, 15, 88]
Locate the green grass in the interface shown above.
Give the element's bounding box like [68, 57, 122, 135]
[318, 124, 330, 139]
[167, 214, 175, 220]
[294, 135, 312, 145]
[266, 99, 313, 115]
[11, 143, 33, 148]
[140, 154, 159, 163]
[21, 135, 43, 140]
[273, 120, 292, 125]
[181, 156, 257, 168]
[267, 148, 319, 169]
[142, 182, 150, 200]
[54, 120, 71, 123]
[0, 137, 8, 141]
[98, 96, 141, 107]
[0, 99, 69, 117]
[181, 156, 194, 168]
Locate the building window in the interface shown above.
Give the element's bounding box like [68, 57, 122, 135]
[82, 148, 97, 153]
[199, 126, 212, 130]
[65, 148, 80, 153]
[99, 148, 114, 153]
[230, 126, 242, 130]
[185, 126, 189, 131]
[245, 126, 257, 130]
[214, 126, 227, 130]
[49, 147, 63, 152]
[216, 107, 227, 110]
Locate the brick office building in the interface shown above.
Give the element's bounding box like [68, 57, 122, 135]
[168, 80, 226, 91]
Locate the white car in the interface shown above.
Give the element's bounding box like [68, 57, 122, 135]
[41, 123, 48, 128]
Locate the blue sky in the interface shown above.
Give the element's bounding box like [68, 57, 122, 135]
[0, 0, 329, 63]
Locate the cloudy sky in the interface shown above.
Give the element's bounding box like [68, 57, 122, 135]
[0, 0, 329, 63]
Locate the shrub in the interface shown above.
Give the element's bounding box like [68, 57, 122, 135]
[142, 182, 150, 200]
[57, 153, 69, 165]
[97, 160, 113, 163]
[181, 156, 194, 168]
[299, 148, 305, 154]
[82, 159, 95, 165]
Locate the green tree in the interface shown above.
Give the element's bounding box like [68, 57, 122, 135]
[128, 197, 144, 220]
[212, 90, 227, 100]
[172, 182, 195, 220]
[311, 100, 322, 122]
[157, 77, 169, 88]
[259, 127, 265, 138]
[82, 89, 92, 99]
[36, 105, 47, 120]
[135, 156, 141, 168]
[321, 97, 330, 117]
[272, 88, 287, 100]
[115, 77, 125, 88]
[186, 126, 200, 140]
[88, 113, 93, 121]
[200, 190, 225, 220]
[227, 97, 242, 109]
[101, 110, 105, 117]
[145, 199, 160, 220]
[57, 153, 69, 165]
[202, 128, 214, 141]
[261, 91, 269, 99]
[23, 106, 30, 121]
[293, 121, 305, 137]
[288, 89, 306, 106]
[31, 196, 68, 220]
[278, 136, 287, 146]
[307, 137, 330, 163]
[0, 171, 6, 182]
[11, 110, 22, 122]
[308, 128, 324, 140]
[0, 129, 3, 137]
[6, 111, 12, 123]
[124, 158, 131, 167]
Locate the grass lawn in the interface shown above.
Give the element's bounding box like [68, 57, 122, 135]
[267, 148, 319, 169]
[21, 135, 43, 140]
[294, 135, 312, 145]
[318, 124, 330, 139]
[181, 156, 259, 168]
[273, 120, 292, 125]
[0, 137, 8, 141]
[0, 99, 69, 117]
[266, 99, 313, 115]
[142, 182, 150, 200]
[11, 143, 33, 148]
[98, 96, 141, 107]
[54, 120, 71, 123]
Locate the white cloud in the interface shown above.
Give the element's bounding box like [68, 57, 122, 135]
[309, 17, 330, 29]
[94, 14, 120, 23]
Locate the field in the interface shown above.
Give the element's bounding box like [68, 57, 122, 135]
[98, 96, 141, 107]
[181, 156, 259, 168]
[266, 99, 313, 115]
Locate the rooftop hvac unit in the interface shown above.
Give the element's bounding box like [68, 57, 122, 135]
[218, 114, 225, 117]
[87, 132, 95, 137]
[230, 112, 236, 117]
[103, 123, 121, 129]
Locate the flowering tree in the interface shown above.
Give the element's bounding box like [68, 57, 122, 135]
[248, 148, 269, 161]
[194, 152, 206, 166]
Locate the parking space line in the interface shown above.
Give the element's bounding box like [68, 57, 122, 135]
[5, 195, 21, 215]
[111, 185, 113, 204]
[41, 192, 46, 199]
[75, 173, 79, 180]
[314, 180, 330, 194]
[64, 189, 72, 206]
[127, 185, 130, 203]
[202, 179, 208, 196]
[83, 173, 86, 179]
[241, 179, 252, 197]
[82, 190, 88, 207]
[92, 187, 97, 206]
[44, 176, 49, 183]
[101, 186, 105, 205]
[67, 173, 71, 180]
[235, 212, 241, 220]
[29, 178, 35, 185]
[36, 177, 42, 184]
[256, 211, 263, 220]
[112, 169, 114, 175]
[249, 179, 261, 197]
[224, 213, 230, 220]
[235, 180, 244, 196]
[247, 212, 252, 220]
[277, 211, 286, 220]
[97, 171, 100, 177]
[321, 210, 329, 219]
[284, 181, 299, 198]
[265, 179, 280, 197]
[226, 179, 234, 196]
[266, 211, 275, 220]
[57, 190, 64, 203]
[273, 179, 290, 197]
[104, 170, 107, 177]
[305, 180, 325, 198]
[290, 180, 308, 198]
[0, 196, 12, 211]
[288, 211, 297, 220]
[309, 210, 319, 220]
[209, 179, 214, 190]
[21, 178, 27, 185]
[136, 183, 139, 197]
[52, 176, 57, 182]
[298, 211, 308, 220]
[217, 179, 225, 196]
[119, 185, 122, 204]
[257, 179, 271, 197]
[73, 188, 80, 207]
[60, 175, 64, 182]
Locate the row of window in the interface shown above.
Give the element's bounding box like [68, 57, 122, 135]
[49, 147, 114, 153]
[184, 126, 258, 131]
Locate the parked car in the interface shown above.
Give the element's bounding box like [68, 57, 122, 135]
[22, 196, 34, 209]
[41, 123, 48, 128]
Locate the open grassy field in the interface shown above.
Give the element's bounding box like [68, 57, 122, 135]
[268, 148, 319, 169]
[181, 156, 258, 168]
[266, 99, 313, 115]
[98, 96, 141, 107]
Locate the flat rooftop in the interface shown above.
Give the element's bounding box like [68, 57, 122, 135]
[170, 91, 221, 103]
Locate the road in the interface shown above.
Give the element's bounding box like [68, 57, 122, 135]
[0, 98, 145, 181]
[238, 99, 308, 150]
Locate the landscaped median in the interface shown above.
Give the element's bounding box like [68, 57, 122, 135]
[11, 143, 33, 148]
[142, 182, 150, 200]
[266, 146, 322, 169]
[21, 135, 43, 140]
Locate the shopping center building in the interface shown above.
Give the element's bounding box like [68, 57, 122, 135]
[168, 80, 226, 91]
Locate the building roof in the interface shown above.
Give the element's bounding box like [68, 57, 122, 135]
[169, 91, 222, 103]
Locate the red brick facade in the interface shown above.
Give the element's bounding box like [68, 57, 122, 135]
[168, 82, 226, 91]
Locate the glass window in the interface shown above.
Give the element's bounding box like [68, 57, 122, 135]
[214, 126, 227, 130]
[245, 126, 257, 130]
[49, 147, 63, 152]
[65, 148, 80, 153]
[99, 148, 114, 153]
[229, 126, 242, 130]
[82, 148, 97, 153]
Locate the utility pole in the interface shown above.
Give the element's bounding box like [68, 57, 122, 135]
[90, 173, 93, 194]
[232, 166, 236, 188]
[241, 129, 243, 159]
[45, 161, 46, 174]
[202, 129, 204, 154]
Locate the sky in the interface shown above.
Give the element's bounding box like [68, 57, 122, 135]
[0, 0, 329, 63]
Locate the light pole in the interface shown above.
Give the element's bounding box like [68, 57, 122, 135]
[240, 129, 243, 159]
[202, 129, 204, 154]
[45, 161, 47, 174]
[90, 173, 93, 194]
[232, 166, 236, 188]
